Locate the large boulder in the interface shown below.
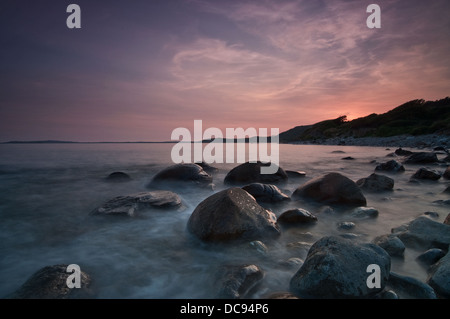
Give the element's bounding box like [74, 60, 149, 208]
[411, 168, 441, 181]
[375, 160, 405, 173]
[417, 249, 446, 266]
[372, 235, 405, 257]
[90, 191, 183, 217]
[289, 236, 390, 298]
[392, 216, 450, 249]
[8, 265, 92, 299]
[242, 183, 290, 203]
[224, 162, 288, 185]
[427, 251, 450, 298]
[356, 173, 394, 192]
[187, 188, 281, 242]
[292, 172, 366, 207]
[405, 152, 438, 164]
[148, 164, 213, 189]
[214, 264, 264, 299]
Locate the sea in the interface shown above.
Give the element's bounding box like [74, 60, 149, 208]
[0, 143, 448, 298]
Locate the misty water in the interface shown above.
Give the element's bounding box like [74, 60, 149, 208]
[0, 143, 448, 298]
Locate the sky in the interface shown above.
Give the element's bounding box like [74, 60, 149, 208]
[0, 0, 449, 142]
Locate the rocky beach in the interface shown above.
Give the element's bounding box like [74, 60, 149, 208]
[2, 141, 449, 299]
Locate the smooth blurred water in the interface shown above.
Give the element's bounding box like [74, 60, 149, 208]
[0, 143, 448, 298]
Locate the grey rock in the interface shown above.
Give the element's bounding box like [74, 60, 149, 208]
[8, 265, 92, 299]
[388, 272, 436, 299]
[405, 152, 438, 164]
[395, 148, 414, 156]
[411, 167, 441, 181]
[375, 160, 405, 173]
[351, 207, 379, 219]
[277, 208, 318, 225]
[187, 188, 280, 242]
[149, 163, 213, 189]
[372, 235, 405, 257]
[248, 241, 269, 256]
[392, 216, 450, 249]
[224, 161, 288, 185]
[427, 250, 450, 298]
[292, 172, 366, 207]
[215, 264, 264, 299]
[356, 173, 394, 192]
[286, 170, 306, 178]
[417, 248, 446, 266]
[280, 258, 304, 269]
[195, 161, 218, 174]
[90, 191, 183, 217]
[289, 236, 390, 298]
[423, 211, 439, 219]
[337, 221, 355, 231]
[106, 172, 131, 182]
[242, 183, 290, 203]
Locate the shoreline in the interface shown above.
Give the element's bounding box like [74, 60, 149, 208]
[285, 134, 450, 149]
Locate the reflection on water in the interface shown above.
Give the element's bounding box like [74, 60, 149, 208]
[0, 143, 448, 298]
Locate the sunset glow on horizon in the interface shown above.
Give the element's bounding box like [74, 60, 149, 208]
[1, 0, 449, 142]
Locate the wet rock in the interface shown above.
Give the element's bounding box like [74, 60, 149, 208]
[379, 290, 399, 299]
[266, 292, 299, 299]
[289, 236, 390, 298]
[337, 221, 355, 231]
[388, 272, 436, 299]
[423, 211, 439, 219]
[331, 150, 346, 154]
[90, 191, 183, 217]
[395, 148, 414, 156]
[351, 207, 379, 219]
[292, 172, 366, 207]
[247, 241, 268, 257]
[215, 264, 264, 299]
[242, 183, 290, 203]
[444, 213, 450, 225]
[195, 162, 218, 174]
[433, 146, 447, 152]
[375, 160, 405, 173]
[405, 152, 438, 164]
[280, 258, 304, 269]
[149, 164, 213, 189]
[417, 249, 446, 266]
[443, 186, 450, 194]
[318, 206, 335, 214]
[356, 173, 394, 192]
[372, 235, 405, 257]
[342, 156, 355, 160]
[386, 153, 396, 158]
[286, 170, 306, 178]
[443, 167, 450, 179]
[277, 208, 318, 225]
[187, 188, 280, 242]
[224, 161, 288, 185]
[106, 172, 131, 182]
[8, 265, 92, 299]
[443, 155, 450, 162]
[392, 216, 450, 249]
[427, 250, 450, 298]
[411, 167, 441, 181]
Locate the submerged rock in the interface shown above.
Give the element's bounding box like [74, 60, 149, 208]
[194, 162, 218, 174]
[8, 265, 92, 299]
[90, 191, 183, 217]
[411, 168, 441, 181]
[289, 236, 390, 298]
[187, 188, 280, 242]
[342, 156, 355, 160]
[148, 163, 213, 189]
[427, 250, 450, 298]
[405, 152, 438, 164]
[277, 208, 318, 225]
[351, 207, 379, 219]
[224, 161, 288, 185]
[286, 170, 306, 178]
[106, 171, 131, 182]
[375, 160, 405, 173]
[356, 173, 394, 192]
[337, 221, 355, 231]
[372, 235, 405, 257]
[292, 172, 366, 207]
[388, 272, 436, 299]
[242, 183, 290, 203]
[395, 148, 414, 156]
[443, 167, 450, 179]
[417, 248, 446, 266]
[215, 264, 264, 299]
[392, 216, 450, 249]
